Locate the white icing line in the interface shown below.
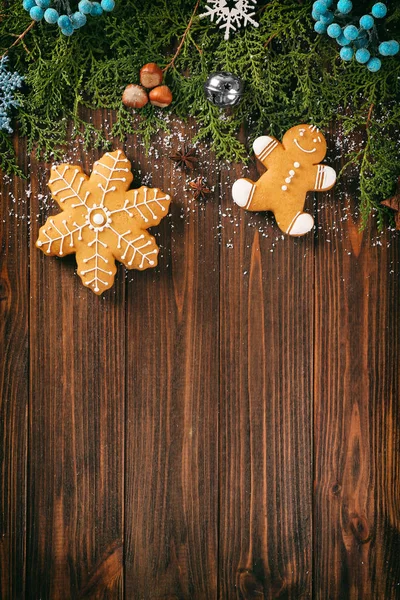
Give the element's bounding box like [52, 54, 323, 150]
[109, 226, 157, 268]
[38, 219, 86, 255]
[286, 211, 301, 234]
[259, 140, 278, 161]
[294, 139, 317, 154]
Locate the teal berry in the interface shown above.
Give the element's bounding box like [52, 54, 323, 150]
[337, 0, 352, 14]
[22, 0, 36, 9]
[359, 15, 374, 30]
[29, 6, 44, 20]
[343, 25, 359, 41]
[90, 2, 103, 16]
[44, 7, 59, 23]
[336, 34, 351, 46]
[101, 0, 115, 11]
[312, 1, 328, 16]
[78, 0, 92, 14]
[312, 9, 320, 21]
[367, 57, 382, 72]
[35, 0, 51, 7]
[60, 18, 74, 34]
[379, 40, 400, 56]
[378, 41, 391, 56]
[371, 3, 387, 18]
[320, 11, 334, 25]
[58, 14, 71, 28]
[71, 11, 87, 28]
[355, 48, 371, 63]
[340, 46, 354, 61]
[314, 21, 327, 34]
[327, 23, 342, 38]
[386, 40, 399, 55]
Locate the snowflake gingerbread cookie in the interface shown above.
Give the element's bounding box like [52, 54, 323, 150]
[36, 150, 171, 294]
[232, 124, 337, 236]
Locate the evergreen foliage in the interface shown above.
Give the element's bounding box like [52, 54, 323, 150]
[0, 0, 399, 227]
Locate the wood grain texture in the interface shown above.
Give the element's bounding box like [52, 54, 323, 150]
[124, 127, 219, 599]
[218, 157, 314, 599]
[313, 126, 400, 600]
[0, 115, 399, 599]
[27, 111, 125, 599]
[0, 137, 29, 600]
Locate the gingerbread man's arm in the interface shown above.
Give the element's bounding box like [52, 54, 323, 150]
[253, 136, 284, 168]
[310, 164, 337, 191]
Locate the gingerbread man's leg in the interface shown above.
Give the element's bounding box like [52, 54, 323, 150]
[273, 208, 315, 236]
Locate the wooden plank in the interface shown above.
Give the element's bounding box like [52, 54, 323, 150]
[0, 138, 29, 599]
[218, 158, 314, 597]
[27, 111, 125, 598]
[124, 127, 219, 598]
[314, 127, 400, 599]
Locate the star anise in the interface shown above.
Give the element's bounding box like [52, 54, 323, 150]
[381, 175, 400, 230]
[170, 146, 198, 170]
[189, 177, 211, 201]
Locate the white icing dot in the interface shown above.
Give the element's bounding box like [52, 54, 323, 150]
[294, 162, 300, 168]
[149, 261, 155, 265]
[313, 138, 317, 143]
[285, 178, 291, 184]
[37, 241, 42, 247]
[300, 132, 304, 137]
[166, 195, 171, 200]
[94, 287, 99, 293]
[289, 170, 295, 176]
[93, 213, 105, 225]
[282, 185, 288, 191]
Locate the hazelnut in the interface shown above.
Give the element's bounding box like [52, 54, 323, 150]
[149, 85, 173, 108]
[122, 84, 148, 109]
[140, 63, 164, 89]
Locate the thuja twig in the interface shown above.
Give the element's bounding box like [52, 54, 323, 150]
[366, 102, 374, 128]
[163, 0, 201, 72]
[1, 20, 35, 59]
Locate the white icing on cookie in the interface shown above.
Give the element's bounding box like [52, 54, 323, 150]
[294, 139, 317, 154]
[37, 150, 171, 293]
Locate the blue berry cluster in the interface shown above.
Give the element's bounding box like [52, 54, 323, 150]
[312, 1, 399, 72]
[0, 57, 24, 134]
[22, 0, 115, 36]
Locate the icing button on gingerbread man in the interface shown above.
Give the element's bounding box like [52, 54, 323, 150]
[232, 124, 336, 236]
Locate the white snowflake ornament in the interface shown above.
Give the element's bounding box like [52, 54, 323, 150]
[36, 150, 171, 295]
[199, 0, 259, 41]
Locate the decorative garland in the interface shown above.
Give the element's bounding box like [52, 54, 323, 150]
[22, 0, 115, 35]
[312, 1, 399, 71]
[0, 0, 399, 231]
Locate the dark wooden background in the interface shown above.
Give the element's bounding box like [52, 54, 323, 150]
[1, 113, 399, 599]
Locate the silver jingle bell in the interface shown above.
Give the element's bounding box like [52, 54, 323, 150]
[204, 72, 244, 108]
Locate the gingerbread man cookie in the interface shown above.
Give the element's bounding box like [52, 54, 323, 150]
[232, 124, 336, 236]
[36, 150, 171, 294]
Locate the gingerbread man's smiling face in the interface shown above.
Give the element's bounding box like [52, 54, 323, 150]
[283, 124, 327, 163]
